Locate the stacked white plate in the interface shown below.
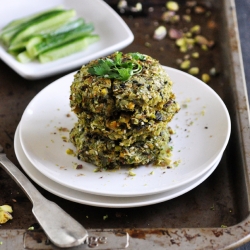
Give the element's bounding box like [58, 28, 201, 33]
[14, 67, 231, 208]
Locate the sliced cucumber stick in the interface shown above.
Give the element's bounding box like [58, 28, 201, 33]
[0, 7, 65, 45]
[30, 23, 94, 57]
[1, 6, 63, 32]
[51, 18, 86, 35]
[8, 41, 27, 53]
[10, 9, 76, 45]
[16, 51, 33, 63]
[39, 35, 99, 63]
[26, 36, 43, 57]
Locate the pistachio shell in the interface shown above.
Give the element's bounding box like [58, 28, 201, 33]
[0, 205, 13, 213]
[209, 67, 217, 76]
[195, 35, 209, 45]
[202, 73, 210, 83]
[176, 38, 186, 47]
[170, 15, 180, 23]
[180, 60, 191, 69]
[190, 25, 201, 34]
[153, 26, 167, 40]
[186, 1, 197, 7]
[188, 67, 199, 75]
[194, 6, 206, 14]
[192, 52, 199, 58]
[0, 211, 13, 224]
[166, 1, 179, 11]
[169, 28, 183, 39]
[183, 15, 191, 22]
[161, 11, 175, 22]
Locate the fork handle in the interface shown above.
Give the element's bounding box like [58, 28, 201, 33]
[0, 153, 88, 248]
[0, 153, 45, 205]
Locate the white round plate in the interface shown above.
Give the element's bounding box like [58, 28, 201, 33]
[19, 66, 231, 197]
[15, 125, 221, 208]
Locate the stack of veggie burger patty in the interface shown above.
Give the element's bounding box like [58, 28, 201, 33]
[69, 52, 180, 169]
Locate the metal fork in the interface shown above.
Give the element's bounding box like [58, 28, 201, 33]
[0, 144, 88, 248]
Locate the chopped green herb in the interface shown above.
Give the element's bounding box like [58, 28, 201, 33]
[128, 52, 146, 60]
[88, 52, 145, 81]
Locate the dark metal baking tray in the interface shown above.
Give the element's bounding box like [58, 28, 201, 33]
[1, 0, 250, 249]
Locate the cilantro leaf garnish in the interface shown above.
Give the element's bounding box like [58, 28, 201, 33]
[128, 52, 146, 61]
[88, 52, 145, 81]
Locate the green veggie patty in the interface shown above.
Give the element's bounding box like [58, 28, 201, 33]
[69, 52, 180, 170]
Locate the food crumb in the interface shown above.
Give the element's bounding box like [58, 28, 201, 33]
[66, 148, 74, 155]
[76, 164, 83, 169]
[173, 160, 181, 167]
[128, 169, 136, 177]
[28, 226, 34, 230]
[210, 204, 215, 210]
[77, 173, 85, 177]
[103, 215, 108, 220]
[221, 225, 227, 228]
[61, 136, 68, 142]
[58, 127, 69, 132]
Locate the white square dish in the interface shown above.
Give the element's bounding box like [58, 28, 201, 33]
[0, 0, 134, 79]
